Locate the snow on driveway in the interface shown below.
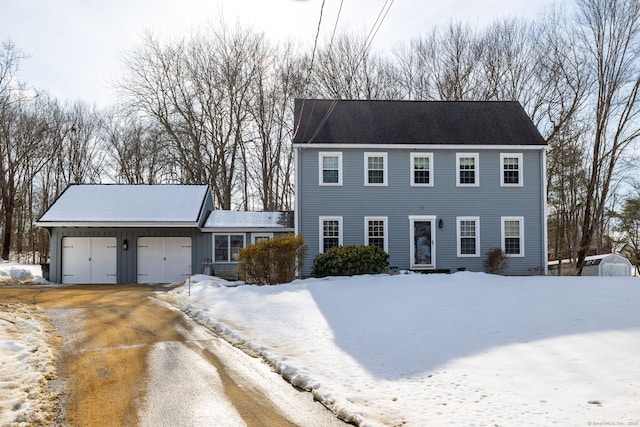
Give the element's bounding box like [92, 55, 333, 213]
[0, 303, 59, 426]
[170, 272, 640, 426]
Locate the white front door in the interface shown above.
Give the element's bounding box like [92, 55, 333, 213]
[409, 216, 436, 269]
[62, 237, 117, 284]
[137, 237, 191, 284]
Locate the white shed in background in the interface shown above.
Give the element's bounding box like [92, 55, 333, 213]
[581, 253, 633, 277]
[548, 253, 633, 277]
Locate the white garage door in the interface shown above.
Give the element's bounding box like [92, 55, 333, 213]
[137, 237, 191, 284]
[62, 237, 117, 284]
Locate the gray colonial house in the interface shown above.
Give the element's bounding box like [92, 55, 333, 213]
[293, 99, 548, 276]
[36, 184, 293, 284]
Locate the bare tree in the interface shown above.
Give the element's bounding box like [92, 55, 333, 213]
[102, 109, 174, 184]
[243, 41, 303, 211]
[309, 31, 399, 100]
[118, 20, 267, 209]
[574, 0, 640, 274]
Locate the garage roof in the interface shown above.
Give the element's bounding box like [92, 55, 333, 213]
[202, 210, 294, 232]
[36, 184, 211, 227]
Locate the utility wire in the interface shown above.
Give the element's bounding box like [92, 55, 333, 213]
[303, 0, 395, 144]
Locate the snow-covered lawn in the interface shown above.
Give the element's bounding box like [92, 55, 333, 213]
[170, 272, 640, 426]
[2, 266, 639, 426]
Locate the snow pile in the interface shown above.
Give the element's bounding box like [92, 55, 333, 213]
[0, 264, 47, 284]
[0, 304, 60, 425]
[170, 272, 640, 426]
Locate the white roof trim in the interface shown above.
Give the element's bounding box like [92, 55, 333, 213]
[35, 221, 200, 228]
[293, 143, 546, 150]
[201, 227, 294, 233]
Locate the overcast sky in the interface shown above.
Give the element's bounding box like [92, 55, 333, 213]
[1, 0, 551, 107]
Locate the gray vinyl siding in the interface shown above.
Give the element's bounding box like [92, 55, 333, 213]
[297, 147, 546, 276]
[208, 231, 292, 279]
[46, 227, 211, 284]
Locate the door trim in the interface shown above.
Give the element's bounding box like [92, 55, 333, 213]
[409, 215, 436, 269]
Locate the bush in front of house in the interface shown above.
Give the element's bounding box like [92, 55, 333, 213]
[311, 244, 390, 277]
[483, 247, 509, 274]
[237, 234, 307, 285]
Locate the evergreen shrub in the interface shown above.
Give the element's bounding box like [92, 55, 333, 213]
[311, 244, 390, 277]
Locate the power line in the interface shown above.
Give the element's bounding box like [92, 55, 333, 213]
[297, 0, 395, 144]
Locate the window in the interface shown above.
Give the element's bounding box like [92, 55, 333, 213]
[501, 217, 524, 257]
[251, 233, 273, 244]
[411, 153, 434, 186]
[319, 152, 342, 185]
[365, 216, 388, 252]
[365, 152, 388, 186]
[501, 153, 523, 186]
[456, 153, 479, 187]
[319, 216, 343, 253]
[214, 234, 245, 262]
[457, 217, 479, 257]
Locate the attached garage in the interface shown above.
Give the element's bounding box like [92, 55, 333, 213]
[36, 184, 214, 284]
[137, 237, 192, 284]
[62, 237, 117, 284]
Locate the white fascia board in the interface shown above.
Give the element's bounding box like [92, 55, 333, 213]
[292, 143, 546, 150]
[34, 221, 200, 228]
[201, 227, 295, 233]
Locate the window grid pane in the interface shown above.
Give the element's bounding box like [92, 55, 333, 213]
[505, 237, 520, 254]
[459, 220, 477, 255]
[368, 170, 384, 184]
[460, 237, 476, 255]
[323, 156, 338, 169]
[367, 156, 384, 184]
[230, 235, 244, 261]
[214, 235, 229, 262]
[323, 170, 339, 183]
[322, 156, 339, 184]
[504, 220, 521, 255]
[367, 220, 385, 250]
[459, 157, 475, 184]
[323, 219, 340, 252]
[413, 156, 430, 184]
[503, 157, 519, 184]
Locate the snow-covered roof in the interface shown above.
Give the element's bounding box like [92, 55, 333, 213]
[203, 210, 294, 231]
[36, 184, 210, 226]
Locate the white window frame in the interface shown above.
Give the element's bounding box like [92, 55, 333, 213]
[364, 152, 388, 186]
[213, 234, 246, 263]
[456, 153, 480, 187]
[457, 216, 480, 257]
[319, 152, 343, 186]
[319, 216, 343, 253]
[364, 216, 388, 253]
[410, 152, 434, 187]
[500, 153, 523, 187]
[251, 233, 274, 244]
[501, 216, 525, 257]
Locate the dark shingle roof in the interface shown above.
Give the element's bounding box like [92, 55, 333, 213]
[292, 99, 546, 146]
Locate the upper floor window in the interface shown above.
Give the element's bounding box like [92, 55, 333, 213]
[457, 217, 480, 257]
[319, 216, 343, 253]
[214, 234, 245, 262]
[456, 153, 479, 187]
[501, 153, 523, 187]
[411, 153, 434, 186]
[365, 152, 388, 186]
[365, 216, 388, 252]
[501, 216, 524, 257]
[319, 152, 342, 186]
